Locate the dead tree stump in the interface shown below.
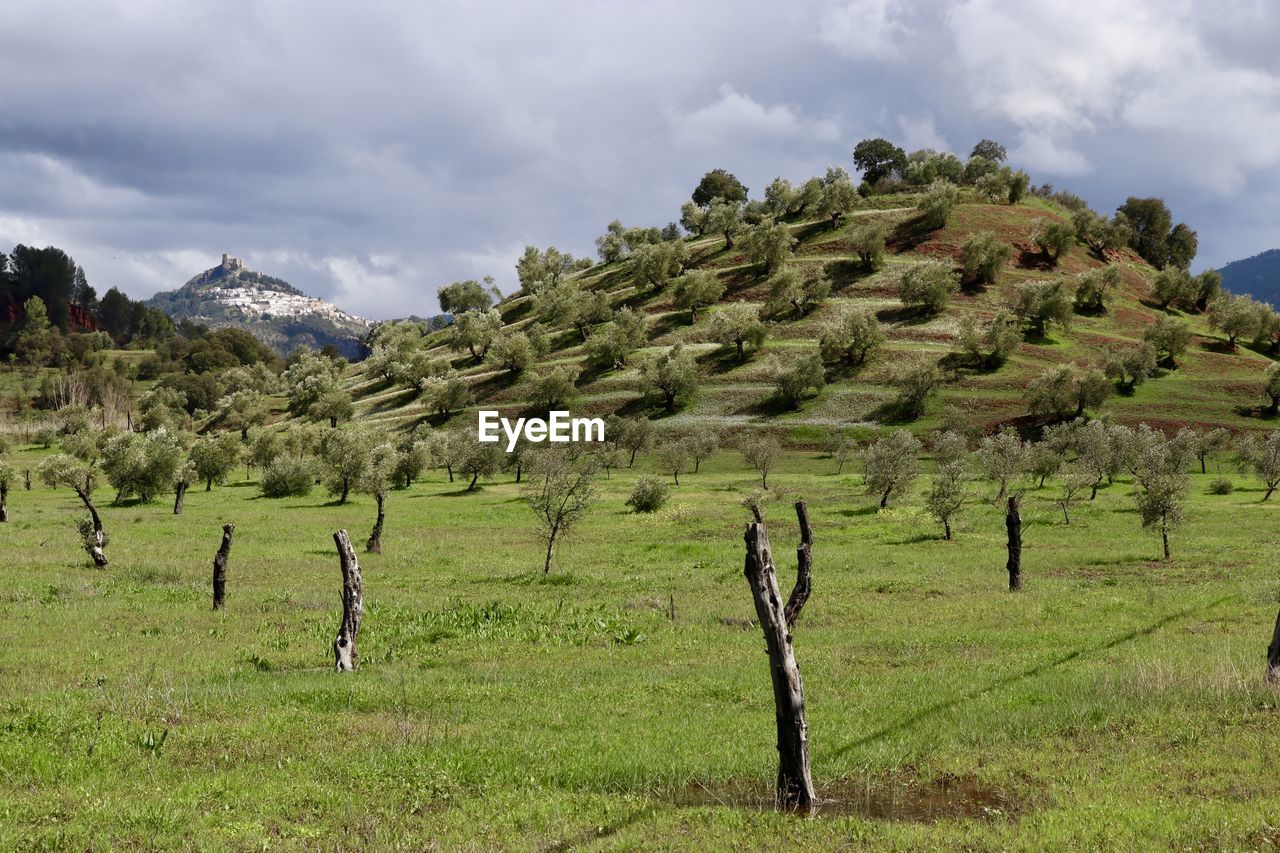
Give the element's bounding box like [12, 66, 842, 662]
[743, 500, 816, 812]
[333, 530, 364, 672]
[1005, 495, 1022, 592]
[174, 481, 188, 515]
[0, 480, 8, 522]
[1267, 610, 1280, 684]
[24, 469, 31, 491]
[366, 492, 385, 554]
[75, 487, 108, 568]
[212, 524, 234, 610]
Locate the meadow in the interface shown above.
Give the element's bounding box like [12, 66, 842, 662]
[3, 438, 1280, 850]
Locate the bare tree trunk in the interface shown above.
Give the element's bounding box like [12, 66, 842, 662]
[743, 501, 816, 812]
[333, 530, 363, 672]
[75, 487, 109, 568]
[212, 524, 234, 610]
[543, 524, 558, 574]
[366, 492, 385, 554]
[1162, 525, 1170, 561]
[0, 482, 7, 522]
[1267, 610, 1280, 684]
[173, 481, 188, 515]
[784, 502, 812, 628]
[1006, 495, 1022, 591]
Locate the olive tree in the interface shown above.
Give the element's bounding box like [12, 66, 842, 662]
[847, 220, 887, 269]
[818, 306, 884, 366]
[38, 454, 108, 567]
[959, 231, 1011, 286]
[741, 220, 796, 274]
[358, 440, 398, 553]
[190, 433, 242, 490]
[1073, 265, 1121, 315]
[738, 434, 782, 489]
[916, 180, 960, 230]
[818, 166, 859, 229]
[523, 449, 599, 573]
[319, 427, 372, 504]
[438, 278, 497, 314]
[766, 268, 829, 318]
[1238, 432, 1280, 500]
[925, 447, 969, 540]
[672, 270, 724, 323]
[773, 353, 825, 410]
[1207, 292, 1263, 349]
[1011, 281, 1072, 338]
[639, 345, 699, 413]
[863, 429, 922, 507]
[976, 428, 1029, 501]
[1030, 218, 1076, 265]
[1103, 343, 1158, 391]
[100, 429, 185, 504]
[449, 309, 502, 360]
[899, 260, 959, 315]
[1142, 316, 1192, 366]
[707, 304, 768, 361]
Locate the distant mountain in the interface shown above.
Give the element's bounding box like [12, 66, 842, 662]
[147, 254, 372, 358]
[1219, 249, 1280, 304]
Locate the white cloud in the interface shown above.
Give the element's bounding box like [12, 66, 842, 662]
[672, 85, 840, 147]
[818, 0, 911, 61]
[895, 114, 948, 153]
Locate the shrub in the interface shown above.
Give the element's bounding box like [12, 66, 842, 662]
[260, 456, 315, 498]
[626, 475, 670, 513]
[1208, 477, 1234, 495]
[959, 231, 1011, 286]
[916, 180, 959, 230]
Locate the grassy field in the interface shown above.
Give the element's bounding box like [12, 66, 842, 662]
[4, 438, 1280, 849]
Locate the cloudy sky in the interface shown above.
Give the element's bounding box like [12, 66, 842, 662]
[1, 0, 1277, 319]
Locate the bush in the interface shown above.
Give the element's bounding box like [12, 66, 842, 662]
[1208, 477, 1233, 495]
[260, 456, 315, 498]
[626, 475, 670, 513]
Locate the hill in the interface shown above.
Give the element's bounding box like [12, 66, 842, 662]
[337, 190, 1275, 441]
[1219, 248, 1280, 304]
[147, 254, 372, 358]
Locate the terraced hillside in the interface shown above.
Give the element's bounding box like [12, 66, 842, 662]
[342, 191, 1275, 441]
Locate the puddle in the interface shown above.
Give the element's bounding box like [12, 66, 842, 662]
[669, 772, 1024, 822]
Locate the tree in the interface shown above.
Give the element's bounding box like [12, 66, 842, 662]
[610, 415, 654, 467]
[773, 353, 825, 410]
[38, 454, 108, 567]
[1057, 466, 1092, 524]
[1238, 432, 1280, 500]
[692, 169, 748, 207]
[852, 138, 906, 184]
[766, 268, 829, 318]
[515, 245, 589, 294]
[976, 428, 1028, 501]
[1265, 363, 1280, 416]
[394, 435, 434, 488]
[527, 366, 579, 411]
[899, 260, 959, 314]
[459, 436, 503, 491]
[100, 429, 185, 504]
[817, 166, 859, 229]
[686, 425, 721, 473]
[422, 374, 472, 417]
[1030, 218, 1075, 265]
[893, 362, 943, 419]
[310, 389, 354, 428]
[679, 201, 709, 237]
[925, 452, 968, 540]
[1117, 196, 1196, 269]
[487, 331, 535, 379]
[956, 312, 1021, 369]
[738, 435, 782, 489]
[1135, 462, 1189, 560]
[190, 433, 241, 491]
[863, 429, 922, 507]
[0, 461, 12, 522]
[1103, 343, 1158, 391]
[656, 440, 690, 485]
[707, 304, 768, 361]
[1207, 292, 1262, 349]
[1027, 440, 1064, 488]
[916, 180, 959, 230]
[1005, 169, 1030, 204]
[357, 441, 397, 553]
[847, 220, 887, 269]
[524, 449, 598, 573]
[1027, 364, 1109, 422]
[818, 306, 884, 365]
[1166, 222, 1198, 271]
[247, 429, 284, 476]
[1194, 427, 1230, 474]
[742, 220, 796, 273]
[959, 231, 1011, 286]
[1151, 267, 1194, 311]
[632, 240, 688, 291]
[449, 308, 502, 360]
[1072, 209, 1128, 257]
[319, 428, 372, 504]
[438, 278, 497, 314]
[969, 139, 1007, 162]
[1073, 265, 1120, 315]
[639, 345, 699, 413]
[707, 198, 744, 249]
[14, 296, 58, 367]
[672, 270, 725, 323]
[974, 170, 1009, 202]
[219, 390, 268, 440]
[1011, 281, 1071, 338]
[1142, 316, 1192, 366]
[584, 308, 648, 370]
[1191, 269, 1222, 313]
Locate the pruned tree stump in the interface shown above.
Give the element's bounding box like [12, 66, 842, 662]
[743, 500, 816, 812]
[212, 524, 234, 610]
[1006, 495, 1022, 592]
[1267, 610, 1280, 684]
[333, 530, 363, 672]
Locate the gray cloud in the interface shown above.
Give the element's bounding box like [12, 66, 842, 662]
[0, 0, 1275, 319]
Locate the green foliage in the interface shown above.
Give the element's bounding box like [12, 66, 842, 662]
[1011, 281, 1072, 338]
[863, 428, 922, 507]
[772, 352, 825, 410]
[1030, 218, 1076, 265]
[899, 260, 959, 314]
[189, 434, 242, 490]
[527, 366, 580, 411]
[1104, 343, 1158, 390]
[487, 331, 536, 379]
[515, 246, 590, 295]
[1073, 265, 1121, 315]
[691, 169, 748, 207]
[969, 139, 1007, 162]
[259, 455, 314, 498]
[584, 308, 648, 370]
[1151, 267, 1193, 311]
[765, 268, 829, 318]
[959, 231, 1011, 285]
[437, 278, 497, 314]
[631, 240, 688, 291]
[625, 474, 669, 513]
[847, 220, 887, 269]
[1072, 209, 1129, 256]
[706, 303, 768, 361]
[318, 427, 372, 503]
[1206, 292, 1263, 348]
[1142, 315, 1192, 365]
[737, 434, 782, 489]
[671, 270, 724, 323]
[819, 305, 884, 365]
[638, 345, 698, 413]
[892, 362, 944, 419]
[1117, 197, 1197, 270]
[100, 429, 186, 504]
[706, 198, 744, 249]
[1027, 364, 1111, 421]
[852, 138, 907, 184]
[740, 220, 796, 274]
[916, 180, 959, 230]
[817, 166, 860, 229]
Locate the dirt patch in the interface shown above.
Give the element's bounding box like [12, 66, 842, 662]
[669, 771, 1028, 822]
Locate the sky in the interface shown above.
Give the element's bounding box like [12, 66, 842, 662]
[0, 0, 1277, 320]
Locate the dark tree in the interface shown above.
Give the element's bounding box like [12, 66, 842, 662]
[969, 139, 1007, 162]
[691, 169, 748, 207]
[852, 138, 907, 184]
[1165, 223, 1198, 270]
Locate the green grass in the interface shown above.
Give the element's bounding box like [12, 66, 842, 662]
[4, 441, 1280, 848]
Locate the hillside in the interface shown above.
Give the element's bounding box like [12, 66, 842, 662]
[147, 254, 372, 358]
[337, 191, 1275, 442]
[1220, 248, 1280, 304]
